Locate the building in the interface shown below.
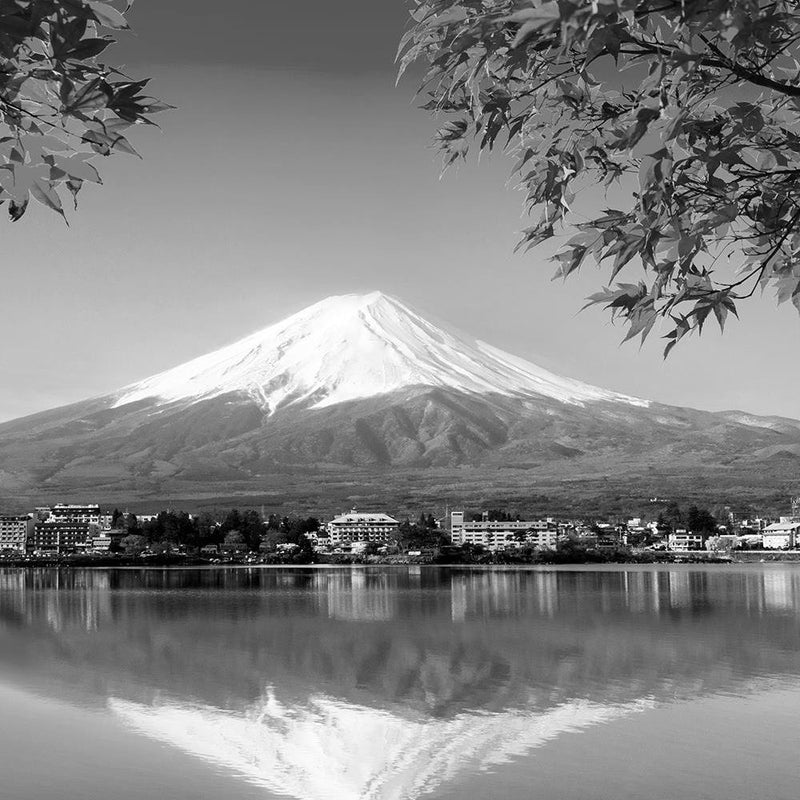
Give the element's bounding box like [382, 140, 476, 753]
[524, 528, 559, 550]
[596, 535, 621, 551]
[30, 523, 94, 555]
[133, 513, 160, 525]
[305, 530, 332, 550]
[90, 533, 114, 552]
[450, 511, 557, 551]
[667, 531, 705, 552]
[50, 504, 102, 526]
[762, 522, 800, 550]
[0, 516, 33, 553]
[326, 511, 400, 545]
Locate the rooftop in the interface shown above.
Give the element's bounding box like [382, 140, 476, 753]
[329, 512, 399, 525]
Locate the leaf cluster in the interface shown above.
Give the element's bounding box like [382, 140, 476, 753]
[400, 0, 800, 352]
[0, 0, 170, 220]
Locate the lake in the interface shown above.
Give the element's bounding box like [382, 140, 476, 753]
[1, 565, 799, 800]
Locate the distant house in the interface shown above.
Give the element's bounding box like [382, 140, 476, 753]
[221, 540, 248, 554]
[762, 522, 800, 550]
[408, 547, 437, 560]
[596, 536, 620, 551]
[305, 531, 331, 551]
[91, 534, 113, 552]
[667, 531, 704, 552]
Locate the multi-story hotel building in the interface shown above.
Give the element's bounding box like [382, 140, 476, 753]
[0, 516, 34, 553]
[326, 511, 400, 545]
[50, 504, 102, 525]
[30, 523, 94, 555]
[450, 511, 558, 551]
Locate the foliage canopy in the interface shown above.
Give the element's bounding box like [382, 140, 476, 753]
[0, 0, 168, 221]
[400, 0, 800, 352]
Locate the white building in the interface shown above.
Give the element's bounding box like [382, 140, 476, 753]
[450, 512, 557, 551]
[91, 534, 113, 552]
[0, 516, 33, 553]
[667, 531, 704, 552]
[50, 504, 102, 526]
[327, 511, 400, 545]
[762, 522, 800, 550]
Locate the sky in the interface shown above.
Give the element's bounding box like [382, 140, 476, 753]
[0, 0, 798, 422]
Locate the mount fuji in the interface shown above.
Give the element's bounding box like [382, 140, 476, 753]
[110, 291, 648, 413]
[0, 291, 798, 508]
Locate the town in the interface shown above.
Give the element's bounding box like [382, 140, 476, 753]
[2, 498, 800, 565]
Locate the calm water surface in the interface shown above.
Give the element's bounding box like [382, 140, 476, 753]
[1, 565, 799, 800]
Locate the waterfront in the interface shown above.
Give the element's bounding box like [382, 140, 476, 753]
[1, 565, 800, 800]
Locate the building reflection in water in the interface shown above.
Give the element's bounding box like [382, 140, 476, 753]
[2, 566, 800, 799]
[322, 569, 397, 621]
[5, 566, 800, 624]
[0, 568, 112, 633]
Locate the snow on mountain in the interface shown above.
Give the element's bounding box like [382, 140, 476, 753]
[112, 291, 648, 412]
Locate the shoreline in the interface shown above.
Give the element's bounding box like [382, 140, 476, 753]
[3, 552, 800, 570]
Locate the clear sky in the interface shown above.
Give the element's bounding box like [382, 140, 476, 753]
[0, 1, 798, 422]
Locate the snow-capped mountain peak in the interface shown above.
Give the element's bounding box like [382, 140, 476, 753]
[111, 291, 648, 412]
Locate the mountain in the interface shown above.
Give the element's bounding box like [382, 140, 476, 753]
[0, 291, 798, 510]
[109, 291, 647, 412]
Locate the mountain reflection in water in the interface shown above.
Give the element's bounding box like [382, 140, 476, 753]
[1, 566, 800, 800]
[110, 693, 650, 800]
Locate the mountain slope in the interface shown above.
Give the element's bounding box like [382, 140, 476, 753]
[0, 291, 797, 506]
